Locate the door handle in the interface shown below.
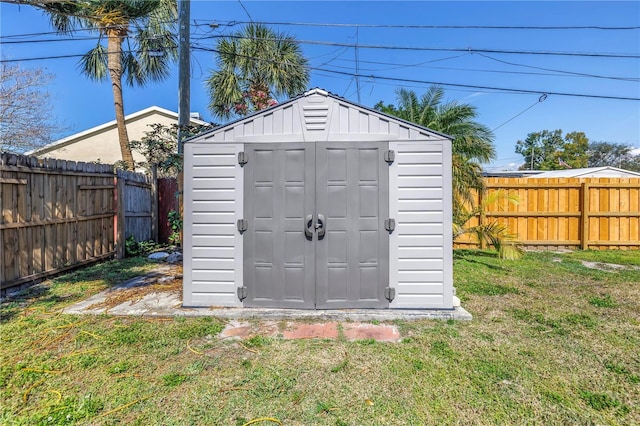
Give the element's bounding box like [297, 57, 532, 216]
[316, 214, 326, 240]
[305, 214, 314, 240]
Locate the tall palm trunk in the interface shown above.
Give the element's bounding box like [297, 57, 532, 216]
[107, 29, 135, 169]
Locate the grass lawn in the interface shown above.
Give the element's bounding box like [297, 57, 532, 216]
[1, 250, 639, 425]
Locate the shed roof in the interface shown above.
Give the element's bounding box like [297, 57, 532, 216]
[530, 166, 640, 178]
[187, 88, 453, 143]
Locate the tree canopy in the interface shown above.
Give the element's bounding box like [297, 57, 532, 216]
[130, 122, 214, 177]
[29, 0, 178, 168]
[587, 141, 640, 172]
[0, 64, 66, 153]
[206, 23, 309, 120]
[515, 129, 589, 170]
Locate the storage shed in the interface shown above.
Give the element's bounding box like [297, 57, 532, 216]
[183, 89, 454, 310]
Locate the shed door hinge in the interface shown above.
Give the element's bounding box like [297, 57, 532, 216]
[238, 151, 247, 166]
[384, 218, 395, 234]
[384, 149, 395, 165]
[384, 287, 396, 302]
[237, 219, 248, 234]
[237, 286, 248, 301]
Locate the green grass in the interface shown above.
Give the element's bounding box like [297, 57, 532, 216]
[1, 250, 639, 425]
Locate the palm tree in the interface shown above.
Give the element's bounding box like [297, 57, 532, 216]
[33, 0, 177, 169]
[206, 23, 309, 120]
[375, 86, 496, 226]
[453, 190, 523, 260]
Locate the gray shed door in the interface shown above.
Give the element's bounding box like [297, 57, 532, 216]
[243, 142, 389, 309]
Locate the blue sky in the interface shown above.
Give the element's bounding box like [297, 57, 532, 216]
[1, 1, 639, 170]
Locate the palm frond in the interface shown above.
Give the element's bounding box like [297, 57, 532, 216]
[207, 23, 309, 119]
[79, 44, 108, 81]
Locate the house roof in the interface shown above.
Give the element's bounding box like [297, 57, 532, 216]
[186, 88, 453, 143]
[531, 166, 640, 178]
[482, 170, 545, 178]
[27, 106, 208, 156]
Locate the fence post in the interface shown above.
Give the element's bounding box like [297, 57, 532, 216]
[151, 165, 158, 243]
[580, 182, 590, 250]
[116, 171, 126, 259]
[478, 189, 486, 249]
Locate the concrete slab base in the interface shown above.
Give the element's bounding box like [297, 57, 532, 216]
[62, 269, 472, 321]
[64, 293, 472, 321]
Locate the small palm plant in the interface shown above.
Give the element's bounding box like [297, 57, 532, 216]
[454, 190, 524, 260]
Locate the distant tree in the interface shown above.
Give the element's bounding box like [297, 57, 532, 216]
[26, 0, 178, 169]
[130, 122, 214, 177]
[0, 63, 66, 153]
[206, 23, 309, 120]
[516, 129, 589, 170]
[375, 86, 496, 226]
[587, 141, 640, 171]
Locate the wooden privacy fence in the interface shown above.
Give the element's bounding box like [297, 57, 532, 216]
[115, 169, 156, 258]
[1, 153, 158, 291]
[157, 177, 178, 244]
[454, 177, 640, 250]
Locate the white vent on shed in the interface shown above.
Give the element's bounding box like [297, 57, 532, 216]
[302, 103, 329, 131]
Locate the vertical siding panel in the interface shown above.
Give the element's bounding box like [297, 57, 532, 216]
[349, 107, 360, 133]
[390, 140, 450, 309]
[339, 105, 349, 133]
[183, 143, 242, 307]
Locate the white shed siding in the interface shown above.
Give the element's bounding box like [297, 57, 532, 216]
[389, 140, 453, 309]
[184, 89, 454, 310]
[183, 143, 243, 307]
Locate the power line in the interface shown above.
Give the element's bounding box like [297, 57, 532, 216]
[318, 58, 640, 82]
[308, 66, 640, 101]
[194, 34, 640, 59]
[491, 94, 547, 132]
[0, 53, 87, 63]
[5, 34, 637, 81]
[190, 45, 640, 101]
[0, 36, 106, 44]
[201, 20, 640, 31]
[2, 43, 637, 101]
[237, 0, 253, 22]
[475, 53, 639, 82]
[4, 30, 638, 59]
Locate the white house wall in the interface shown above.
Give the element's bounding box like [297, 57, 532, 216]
[183, 142, 243, 307]
[389, 140, 453, 309]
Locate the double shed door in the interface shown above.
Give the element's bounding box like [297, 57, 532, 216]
[243, 142, 389, 309]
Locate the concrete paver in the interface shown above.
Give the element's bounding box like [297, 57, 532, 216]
[282, 322, 340, 340]
[217, 320, 401, 342]
[342, 323, 401, 342]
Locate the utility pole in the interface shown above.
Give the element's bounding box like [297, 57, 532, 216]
[177, 0, 190, 153]
[177, 0, 190, 246]
[530, 145, 535, 170]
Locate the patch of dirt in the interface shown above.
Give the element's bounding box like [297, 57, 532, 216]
[580, 261, 640, 273]
[88, 265, 183, 311]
